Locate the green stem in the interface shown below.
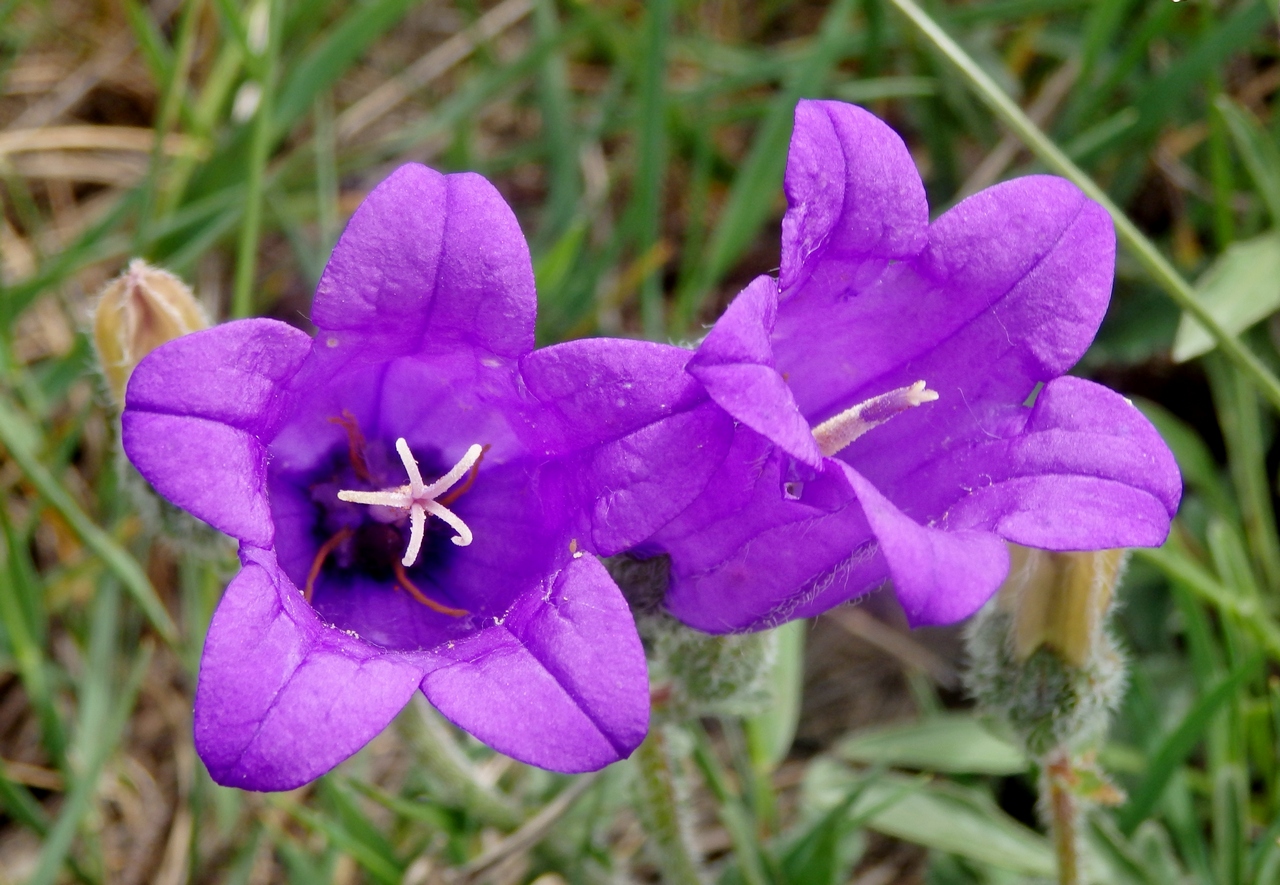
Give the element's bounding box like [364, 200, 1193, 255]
[404, 700, 521, 830]
[885, 0, 1280, 415]
[232, 0, 281, 319]
[633, 728, 705, 885]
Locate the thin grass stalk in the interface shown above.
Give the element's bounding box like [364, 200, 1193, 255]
[885, 0, 1280, 415]
[634, 0, 671, 340]
[232, 0, 281, 319]
[136, 0, 205, 249]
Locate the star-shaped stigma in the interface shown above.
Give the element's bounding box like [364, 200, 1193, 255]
[338, 439, 484, 567]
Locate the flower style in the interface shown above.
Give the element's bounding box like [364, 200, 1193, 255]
[639, 100, 1181, 633]
[123, 165, 725, 790]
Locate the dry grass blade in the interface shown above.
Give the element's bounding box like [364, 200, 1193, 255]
[455, 773, 600, 883]
[0, 760, 63, 792]
[0, 126, 202, 157]
[7, 33, 135, 130]
[827, 608, 961, 690]
[958, 57, 1081, 198]
[335, 0, 534, 142]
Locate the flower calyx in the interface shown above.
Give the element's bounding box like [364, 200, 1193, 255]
[812, 380, 938, 457]
[338, 438, 484, 566]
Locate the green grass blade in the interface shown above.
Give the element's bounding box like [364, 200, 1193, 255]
[231, 0, 280, 318]
[27, 635, 153, 885]
[630, 0, 672, 339]
[672, 0, 857, 334]
[0, 396, 178, 643]
[885, 0, 1280, 416]
[274, 793, 403, 885]
[1215, 95, 1280, 228]
[1119, 657, 1259, 834]
[0, 508, 65, 762]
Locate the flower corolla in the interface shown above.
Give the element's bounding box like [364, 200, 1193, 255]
[639, 100, 1181, 632]
[123, 165, 721, 789]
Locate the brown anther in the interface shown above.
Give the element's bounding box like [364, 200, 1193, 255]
[304, 527, 353, 602]
[393, 560, 468, 617]
[436, 444, 490, 506]
[327, 409, 372, 482]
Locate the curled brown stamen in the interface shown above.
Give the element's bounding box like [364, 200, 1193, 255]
[327, 409, 372, 482]
[437, 444, 490, 506]
[305, 527, 353, 602]
[393, 560, 468, 617]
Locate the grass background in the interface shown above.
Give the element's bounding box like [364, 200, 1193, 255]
[0, 0, 1279, 882]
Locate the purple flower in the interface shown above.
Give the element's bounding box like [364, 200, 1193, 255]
[642, 100, 1181, 632]
[123, 165, 721, 790]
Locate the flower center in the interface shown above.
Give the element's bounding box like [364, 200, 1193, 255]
[811, 380, 938, 457]
[338, 438, 484, 567]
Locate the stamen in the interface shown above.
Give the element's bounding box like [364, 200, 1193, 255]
[327, 410, 372, 482]
[393, 560, 468, 616]
[304, 527, 353, 602]
[337, 439, 484, 566]
[812, 380, 939, 457]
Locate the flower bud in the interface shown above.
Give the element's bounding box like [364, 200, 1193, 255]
[607, 554, 777, 721]
[92, 259, 207, 409]
[1003, 545, 1125, 668]
[965, 545, 1129, 757]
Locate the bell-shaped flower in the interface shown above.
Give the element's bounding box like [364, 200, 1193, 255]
[640, 100, 1181, 632]
[123, 165, 723, 790]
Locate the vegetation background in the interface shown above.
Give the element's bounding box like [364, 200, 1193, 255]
[0, 0, 1279, 882]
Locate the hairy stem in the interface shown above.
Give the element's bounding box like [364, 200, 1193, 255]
[1047, 754, 1080, 885]
[634, 727, 705, 885]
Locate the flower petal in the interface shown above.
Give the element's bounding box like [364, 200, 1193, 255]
[839, 464, 1009, 627]
[776, 176, 1114, 427]
[122, 319, 312, 546]
[521, 338, 734, 554]
[194, 548, 424, 790]
[686, 276, 824, 468]
[421, 554, 648, 772]
[312, 164, 535, 362]
[653, 432, 884, 633]
[780, 100, 928, 293]
[937, 376, 1181, 548]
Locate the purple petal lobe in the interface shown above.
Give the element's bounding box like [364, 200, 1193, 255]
[780, 100, 928, 293]
[522, 338, 732, 553]
[421, 555, 648, 772]
[123, 319, 312, 546]
[776, 176, 1115, 429]
[839, 464, 1009, 627]
[687, 277, 824, 468]
[941, 376, 1181, 548]
[125, 413, 274, 545]
[653, 433, 884, 632]
[313, 165, 535, 361]
[194, 548, 424, 790]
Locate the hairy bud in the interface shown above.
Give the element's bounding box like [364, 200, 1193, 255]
[607, 554, 777, 721]
[92, 259, 207, 409]
[965, 545, 1129, 757]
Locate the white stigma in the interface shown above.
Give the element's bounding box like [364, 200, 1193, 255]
[338, 439, 484, 566]
[812, 380, 939, 458]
